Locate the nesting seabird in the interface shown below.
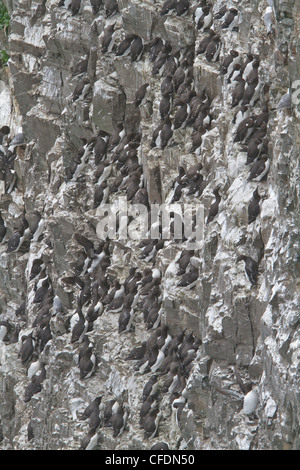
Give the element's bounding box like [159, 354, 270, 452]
[214, 5, 227, 20]
[72, 77, 90, 102]
[134, 83, 150, 108]
[220, 50, 239, 75]
[234, 116, 255, 142]
[116, 34, 136, 57]
[78, 347, 96, 379]
[80, 396, 102, 421]
[248, 188, 261, 224]
[139, 395, 158, 426]
[69, 0, 81, 15]
[0, 212, 7, 242]
[236, 255, 259, 285]
[143, 408, 160, 439]
[111, 404, 128, 437]
[104, 0, 118, 18]
[101, 23, 116, 53]
[71, 56, 89, 77]
[160, 0, 177, 16]
[177, 266, 199, 289]
[130, 35, 144, 62]
[176, 0, 189, 16]
[231, 76, 246, 108]
[221, 8, 239, 30]
[197, 29, 215, 54]
[0, 320, 10, 342]
[80, 430, 98, 450]
[195, 5, 213, 31]
[206, 186, 221, 223]
[142, 375, 159, 402]
[90, 0, 101, 14]
[20, 333, 36, 364]
[247, 155, 270, 181]
[205, 35, 221, 62]
[172, 101, 191, 130]
[24, 374, 44, 403]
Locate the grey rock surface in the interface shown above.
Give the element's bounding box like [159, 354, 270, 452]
[0, 0, 299, 450]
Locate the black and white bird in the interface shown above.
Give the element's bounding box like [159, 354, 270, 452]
[72, 77, 91, 102]
[78, 346, 97, 380]
[221, 8, 239, 30]
[160, 0, 176, 16]
[194, 5, 213, 31]
[69, 0, 81, 16]
[247, 155, 270, 182]
[101, 23, 116, 53]
[206, 186, 221, 223]
[205, 34, 221, 62]
[134, 83, 151, 108]
[248, 188, 261, 224]
[236, 255, 259, 286]
[111, 404, 128, 437]
[105, 0, 118, 17]
[0, 211, 7, 243]
[19, 333, 36, 364]
[90, 0, 102, 15]
[130, 35, 144, 62]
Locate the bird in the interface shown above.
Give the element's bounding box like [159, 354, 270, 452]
[197, 29, 215, 55]
[231, 76, 246, 108]
[220, 50, 239, 75]
[236, 255, 259, 285]
[93, 131, 109, 164]
[160, 0, 177, 16]
[80, 396, 103, 421]
[0, 320, 10, 342]
[69, 0, 81, 16]
[27, 353, 42, 379]
[205, 35, 221, 62]
[221, 8, 239, 30]
[195, 5, 213, 31]
[206, 186, 221, 223]
[248, 188, 261, 224]
[104, 0, 118, 18]
[6, 230, 25, 253]
[214, 5, 227, 20]
[90, 0, 102, 15]
[0, 212, 6, 243]
[247, 156, 270, 182]
[8, 132, 25, 153]
[24, 375, 44, 403]
[177, 266, 199, 289]
[263, 6, 274, 35]
[72, 77, 90, 102]
[142, 375, 159, 402]
[80, 430, 98, 450]
[134, 83, 150, 108]
[234, 117, 255, 143]
[101, 23, 116, 53]
[19, 333, 36, 364]
[271, 91, 291, 111]
[172, 101, 191, 130]
[78, 347, 96, 379]
[176, 0, 189, 16]
[130, 35, 144, 62]
[71, 308, 88, 343]
[111, 404, 128, 437]
[143, 408, 160, 439]
[71, 56, 89, 77]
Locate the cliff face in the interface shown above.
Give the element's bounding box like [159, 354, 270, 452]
[0, 0, 299, 450]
